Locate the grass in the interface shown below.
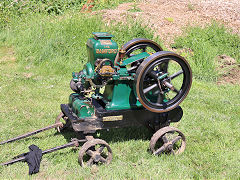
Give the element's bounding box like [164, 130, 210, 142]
[0, 6, 240, 179]
[0, 0, 132, 28]
[0, 46, 239, 179]
[128, 3, 142, 12]
[173, 22, 240, 81]
[0, 13, 159, 75]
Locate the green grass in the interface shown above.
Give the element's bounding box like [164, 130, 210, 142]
[0, 0, 131, 28]
[0, 12, 160, 75]
[128, 3, 142, 12]
[0, 47, 239, 179]
[0, 8, 240, 179]
[173, 22, 240, 81]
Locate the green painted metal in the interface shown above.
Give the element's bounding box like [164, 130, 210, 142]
[112, 74, 120, 80]
[120, 52, 150, 66]
[69, 93, 94, 118]
[69, 32, 155, 115]
[158, 73, 169, 80]
[92, 32, 114, 39]
[72, 72, 78, 82]
[84, 62, 94, 79]
[103, 81, 142, 110]
[118, 67, 128, 77]
[86, 32, 118, 66]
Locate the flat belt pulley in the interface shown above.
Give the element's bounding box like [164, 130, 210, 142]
[135, 51, 192, 113]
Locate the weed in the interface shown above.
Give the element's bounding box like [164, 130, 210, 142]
[187, 3, 195, 11]
[128, 4, 142, 12]
[165, 17, 174, 23]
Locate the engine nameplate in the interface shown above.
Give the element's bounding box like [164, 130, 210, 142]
[102, 115, 123, 121]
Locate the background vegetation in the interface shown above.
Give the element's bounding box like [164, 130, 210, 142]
[173, 23, 240, 81]
[0, 0, 131, 28]
[0, 0, 239, 179]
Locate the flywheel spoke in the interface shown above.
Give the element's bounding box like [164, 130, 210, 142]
[143, 83, 158, 94]
[169, 70, 183, 80]
[164, 81, 179, 94]
[156, 93, 163, 104]
[148, 70, 158, 79]
[172, 87, 180, 94]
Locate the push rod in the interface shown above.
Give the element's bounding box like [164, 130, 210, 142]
[0, 122, 63, 145]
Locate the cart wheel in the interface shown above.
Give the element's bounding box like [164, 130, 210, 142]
[135, 51, 192, 113]
[150, 126, 186, 155]
[55, 112, 70, 133]
[78, 139, 112, 167]
[114, 38, 163, 65]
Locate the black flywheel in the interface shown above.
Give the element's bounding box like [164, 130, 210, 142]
[114, 38, 163, 65]
[135, 51, 192, 113]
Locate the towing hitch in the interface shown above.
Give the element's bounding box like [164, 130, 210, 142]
[0, 122, 63, 145]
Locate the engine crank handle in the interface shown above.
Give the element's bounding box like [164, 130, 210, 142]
[0, 122, 63, 145]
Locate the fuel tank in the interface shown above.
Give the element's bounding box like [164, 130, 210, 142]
[86, 32, 118, 66]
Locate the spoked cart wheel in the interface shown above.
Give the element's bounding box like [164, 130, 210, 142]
[150, 126, 186, 155]
[78, 139, 112, 167]
[55, 112, 71, 133]
[135, 51, 192, 113]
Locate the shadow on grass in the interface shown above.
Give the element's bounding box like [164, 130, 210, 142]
[0, 124, 153, 153]
[58, 126, 153, 145]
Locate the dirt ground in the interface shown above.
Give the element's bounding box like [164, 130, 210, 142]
[101, 0, 240, 84]
[102, 0, 240, 46]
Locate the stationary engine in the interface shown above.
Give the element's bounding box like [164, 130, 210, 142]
[69, 32, 192, 116]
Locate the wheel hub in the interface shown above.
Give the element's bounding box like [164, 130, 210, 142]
[166, 143, 173, 151]
[93, 153, 101, 162]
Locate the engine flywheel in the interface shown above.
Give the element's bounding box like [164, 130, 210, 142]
[135, 51, 192, 113]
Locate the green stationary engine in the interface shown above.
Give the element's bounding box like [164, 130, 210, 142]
[68, 32, 192, 120]
[0, 33, 193, 169]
